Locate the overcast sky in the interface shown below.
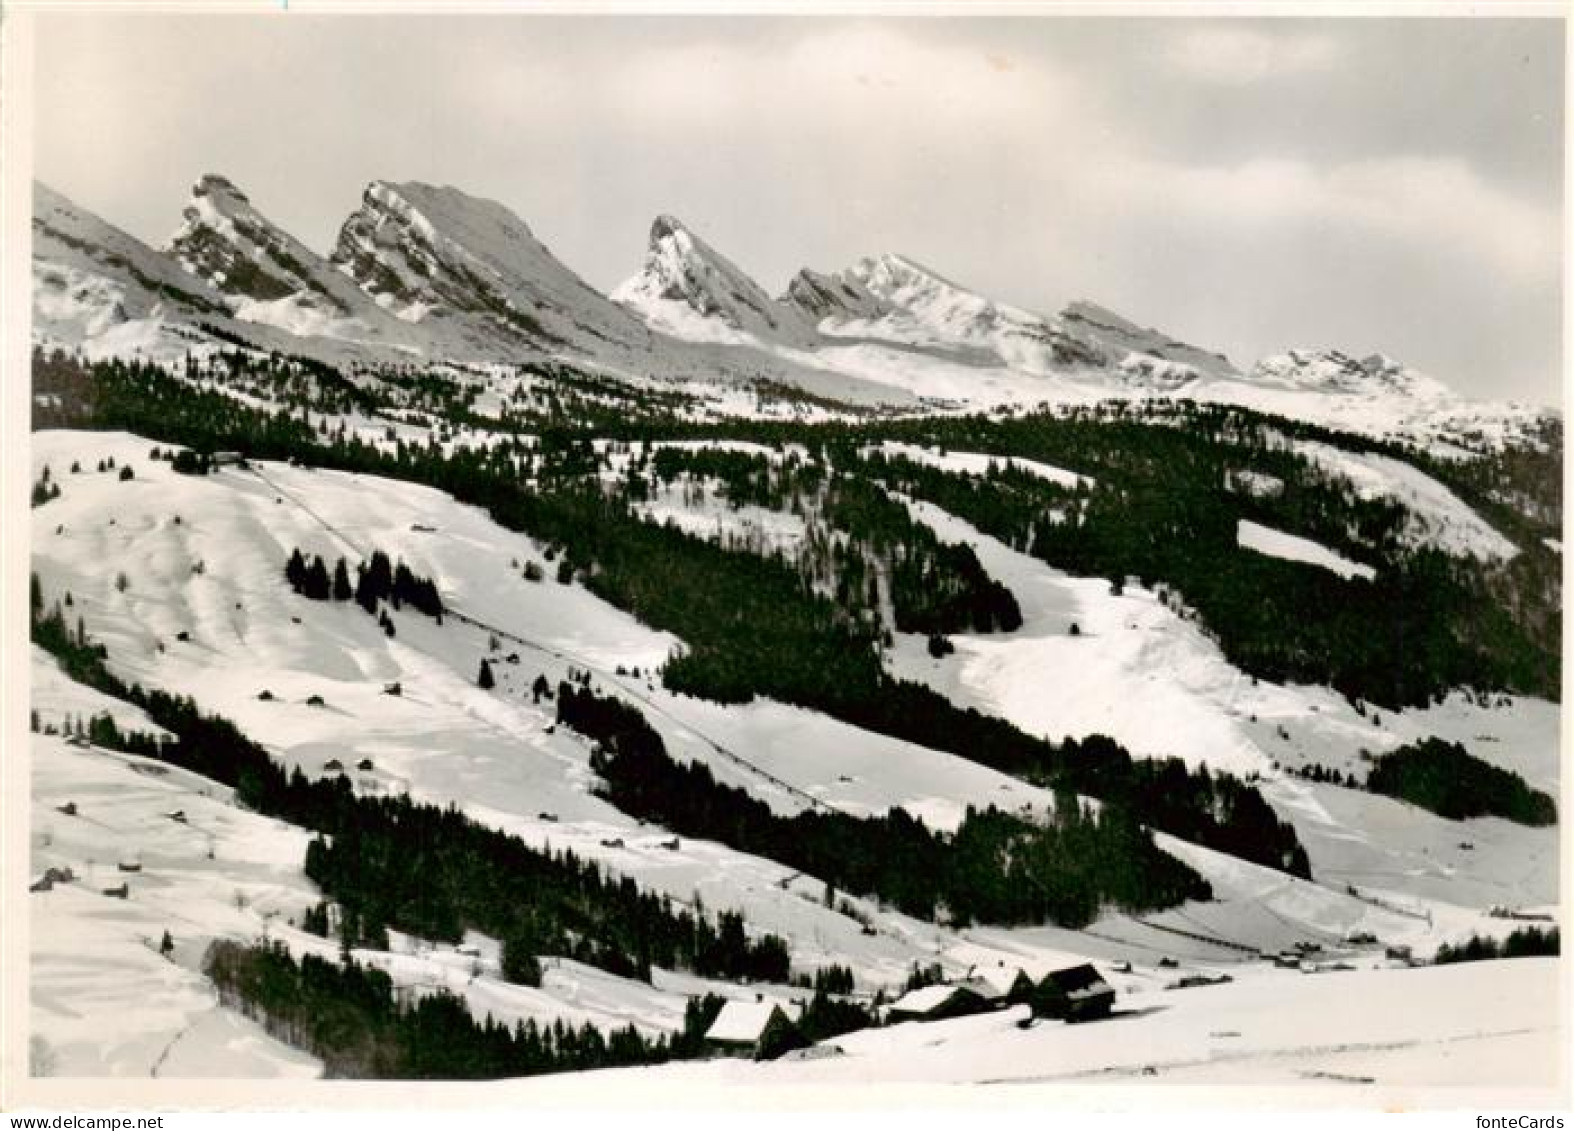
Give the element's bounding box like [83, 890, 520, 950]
[33, 13, 1564, 405]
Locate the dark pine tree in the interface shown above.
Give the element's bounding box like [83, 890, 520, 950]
[302, 556, 332, 601]
[332, 558, 353, 601]
[285, 549, 307, 594]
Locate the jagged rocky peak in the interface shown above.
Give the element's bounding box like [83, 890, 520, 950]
[331, 180, 650, 350]
[649, 213, 687, 245]
[191, 173, 250, 204]
[166, 172, 347, 310]
[845, 253, 999, 329]
[612, 214, 817, 345]
[850, 251, 956, 291]
[847, 252, 1044, 341]
[836, 253, 1107, 372]
[330, 179, 560, 321]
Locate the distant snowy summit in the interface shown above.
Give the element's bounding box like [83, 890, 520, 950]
[793, 254, 1234, 390]
[1250, 349, 1456, 402]
[616, 221, 1237, 393]
[30, 175, 1554, 450]
[612, 215, 818, 347]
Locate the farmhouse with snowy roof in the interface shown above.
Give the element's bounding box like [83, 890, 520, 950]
[886, 981, 992, 1024]
[703, 998, 803, 1059]
[962, 963, 1037, 1005]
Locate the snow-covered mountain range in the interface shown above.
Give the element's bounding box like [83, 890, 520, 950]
[30, 176, 1556, 450]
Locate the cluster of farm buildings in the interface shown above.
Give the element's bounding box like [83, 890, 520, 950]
[704, 962, 1115, 1060]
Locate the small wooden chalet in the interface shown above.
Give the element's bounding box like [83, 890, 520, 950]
[704, 999, 803, 1060]
[886, 982, 992, 1024]
[1031, 963, 1115, 1022]
[964, 964, 1036, 1006]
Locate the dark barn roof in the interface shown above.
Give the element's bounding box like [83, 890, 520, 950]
[1043, 963, 1106, 992]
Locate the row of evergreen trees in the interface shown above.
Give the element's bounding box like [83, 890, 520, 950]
[206, 937, 883, 1080]
[559, 683, 1211, 927]
[284, 548, 444, 620]
[302, 795, 792, 984]
[205, 940, 683, 1079]
[1432, 925, 1560, 965]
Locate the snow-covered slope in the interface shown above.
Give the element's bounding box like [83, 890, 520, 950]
[26, 428, 1559, 1087]
[1236, 519, 1377, 581]
[29, 720, 322, 1078]
[863, 440, 1093, 489]
[612, 216, 818, 346]
[1292, 440, 1519, 559]
[35, 432, 1519, 961]
[879, 494, 1556, 914]
[32, 181, 232, 361]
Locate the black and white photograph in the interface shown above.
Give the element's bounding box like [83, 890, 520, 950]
[2, 1, 1566, 1115]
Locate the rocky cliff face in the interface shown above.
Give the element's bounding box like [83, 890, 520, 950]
[331, 180, 653, 355]
[780, 268, 893, 324]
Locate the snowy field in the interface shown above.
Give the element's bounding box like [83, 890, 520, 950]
[29, 727, 322, 1079]
[863, 441, 1093, 489]
[634, 481, 809, 555]
[1236, 519, 1376, 581]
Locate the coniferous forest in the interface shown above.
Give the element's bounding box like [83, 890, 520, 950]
[1364, 738, 1556, 825]
[559, 683, 1211, 926]
[205, 940, 690, 1079]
